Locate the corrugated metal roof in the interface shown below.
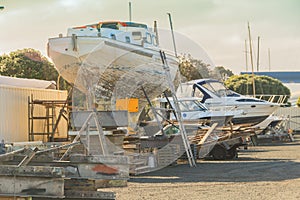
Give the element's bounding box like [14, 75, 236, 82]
[0, 75, 56, 89]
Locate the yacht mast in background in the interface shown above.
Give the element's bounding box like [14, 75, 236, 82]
[247, 22, 256, 96]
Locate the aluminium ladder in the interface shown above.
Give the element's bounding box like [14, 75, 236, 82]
[159, 50, 196, 167]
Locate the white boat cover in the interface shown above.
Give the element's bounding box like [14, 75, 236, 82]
[0, 75, 56, 89]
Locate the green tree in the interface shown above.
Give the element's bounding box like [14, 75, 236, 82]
[178, 54, 210, 81]
[224, 74, 290, 102]
[0, 48, 70, 90]
[0, 48, 58, 81]
[211, 66, 234, 81]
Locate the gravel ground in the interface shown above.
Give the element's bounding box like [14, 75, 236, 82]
[102, 134, 300, 200]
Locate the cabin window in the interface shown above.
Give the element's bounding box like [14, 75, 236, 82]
[178, 100, 206, 112]
[111, 34, 116, 40]
[145, 33, 152, 44]
[101, 23, 119, 30]
[132, 31, 142, 40]
[125, 36, 131, 43]
[236, 99, 264, 102]
[193, 89, 204, 99]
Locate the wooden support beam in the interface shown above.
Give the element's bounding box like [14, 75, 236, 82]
[198, 123, 218, 145]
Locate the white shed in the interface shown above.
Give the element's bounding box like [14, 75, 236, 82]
[0, 76, 68, 143]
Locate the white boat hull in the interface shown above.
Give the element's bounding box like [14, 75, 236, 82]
[206, 102, 278, 125]
[48, 36, 178, 102]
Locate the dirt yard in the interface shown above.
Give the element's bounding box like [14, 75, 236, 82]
[102, 134, 300, 200]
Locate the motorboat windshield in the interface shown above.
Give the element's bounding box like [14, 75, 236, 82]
[199, 80, 239, 97]
[178, 99, 208, 112]
[156, 97, 208, 112]
[177, 79, 242, 103]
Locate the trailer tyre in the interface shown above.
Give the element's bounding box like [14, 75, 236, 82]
[211, 145, 227, 160]
[226, 148, 238, 159]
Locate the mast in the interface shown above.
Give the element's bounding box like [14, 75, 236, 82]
[268, 48, 271, 71]
[167, 13, 183, 92]
[245, 39, 248, 72]
[257, 36, 260, 72]
[154, 21, 159, 45]
[247, 22, 256, 97]
[129, 2, 132, 22]
[167, 13, 178, 57]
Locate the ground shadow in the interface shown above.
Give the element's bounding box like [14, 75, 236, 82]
[130, 137, 300, 184]
[130, 160, 300, 183]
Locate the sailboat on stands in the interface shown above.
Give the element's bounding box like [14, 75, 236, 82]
[47, 21, 179, 103]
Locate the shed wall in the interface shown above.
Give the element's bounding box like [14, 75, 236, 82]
[0, 85, 68, 143]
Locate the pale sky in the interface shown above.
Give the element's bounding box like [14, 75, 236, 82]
[0, 0, 299, 73]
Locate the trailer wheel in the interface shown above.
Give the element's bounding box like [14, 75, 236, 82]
[211, 145, 227, 160]
[226, 148, 238, 159]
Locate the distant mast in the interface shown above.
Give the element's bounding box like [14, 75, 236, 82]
[247, 22, 256, 97]
[257, 36, 260, 72]
[129, 2, 132, 22]
[245, 39, 248, 72]
[268, 48, 271, 71]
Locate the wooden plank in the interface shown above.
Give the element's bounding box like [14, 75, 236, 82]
[17, 147, 38, 167]
[198, 123, 218, 145]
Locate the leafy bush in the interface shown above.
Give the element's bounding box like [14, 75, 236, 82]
[0, 48, 69, 90]
[178, 54, 210, 81]
[224, 74, 290, 102]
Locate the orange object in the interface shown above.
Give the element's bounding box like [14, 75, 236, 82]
[116, 98, 139, 113]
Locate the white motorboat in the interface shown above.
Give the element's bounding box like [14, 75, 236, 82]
[252, 115, 283, 131]
[47, 21, 178, 102]
[176, 79, 279, 125]
[155, 97, 238, 125]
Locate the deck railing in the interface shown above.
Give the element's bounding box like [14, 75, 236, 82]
[246, 95, 290, 105]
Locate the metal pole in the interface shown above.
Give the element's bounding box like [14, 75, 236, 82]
[141, 85, 165, 136]
[248, 22, 256, 97]
[129, 2, 132, 22]
[154, 21, 159, 45]
[245, 39, 248, 72]
[167, 13, 178, 57]
[268, 48, 271, 71]
[257, 36, 260, 72]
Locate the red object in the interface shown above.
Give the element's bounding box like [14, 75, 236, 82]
[92, 164, 119, 175]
